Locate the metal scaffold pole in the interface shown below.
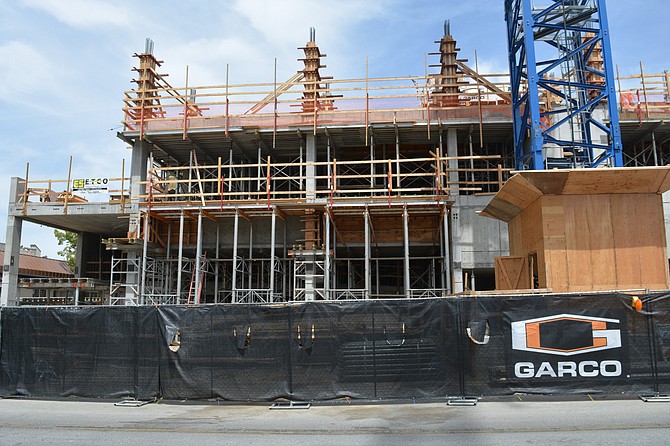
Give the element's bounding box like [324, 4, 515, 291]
[177, 211, 185, 304]
[215, 222, 220, 303]
[232, 208, 240, 303]
[403, 206, 411, 298]
[195, 211, 203, 304]
[269, 209, 277, 302]
[325, 210, 331, 297]
[364, 207, 371, 299]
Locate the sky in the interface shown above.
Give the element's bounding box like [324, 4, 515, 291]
[0, 0, 668, 260]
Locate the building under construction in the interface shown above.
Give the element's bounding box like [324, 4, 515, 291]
[2, 14, 670, 307]
[2, 2, 670, 402]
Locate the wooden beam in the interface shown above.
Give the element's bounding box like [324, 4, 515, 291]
[238, 209, 252, 222]
[201, 210, 218, 222]
[456, 60, 512, 104]
[246, 72, 304, 115]
[273, 206, 287, 221]
[148, 211, 171, 223]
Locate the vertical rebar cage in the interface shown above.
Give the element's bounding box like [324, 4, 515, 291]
[505, 0, 623, 170]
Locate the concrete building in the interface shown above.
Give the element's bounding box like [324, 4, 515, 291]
[2, 29, 669, 306]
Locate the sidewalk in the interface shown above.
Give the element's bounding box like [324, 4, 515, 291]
[0, 397, 668, 445]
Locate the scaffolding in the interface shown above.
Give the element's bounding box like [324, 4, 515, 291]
[5, 24, 670, 307]
[505, 0, 623, 169]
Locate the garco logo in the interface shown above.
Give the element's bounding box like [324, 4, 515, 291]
[512, 314, 621, 356]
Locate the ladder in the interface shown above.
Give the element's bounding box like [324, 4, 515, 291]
[187, 252, 206, 304]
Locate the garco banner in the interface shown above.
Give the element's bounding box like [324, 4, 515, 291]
[0, 294, 667, 401]
[507, 311, 627, 382]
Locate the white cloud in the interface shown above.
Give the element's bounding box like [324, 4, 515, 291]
[231, 0, 386, 49]
[21, 0, 133, 29]
[67, 140, 127, 179]
[0, 41, 63, 109]
[159, 37, 270, 87]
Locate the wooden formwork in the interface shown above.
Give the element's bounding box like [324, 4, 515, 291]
[482, 167, 670, 293]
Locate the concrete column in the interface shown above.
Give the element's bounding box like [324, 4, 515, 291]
[447, 127, 460, 190]
[443, 207, 452, 295]
[305, 134, 316, 200]
[446, 127, 464, 293]
[128, 139, 150, 240]
[1, 178, 24, 306]
[130, 139, 150, 201]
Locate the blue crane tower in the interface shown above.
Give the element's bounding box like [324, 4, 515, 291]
[505, 0, 623, 170]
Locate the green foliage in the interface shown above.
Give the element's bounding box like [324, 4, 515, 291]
[54, 230, 77, 273]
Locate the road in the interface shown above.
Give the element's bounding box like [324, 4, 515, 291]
[1, 396, 669, 445]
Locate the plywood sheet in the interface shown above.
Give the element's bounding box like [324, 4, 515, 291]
[631, 194, 669, 289]
[524, 171, 569, 195]
[507, 198, 543, 263]
[508, 218, 523, 257]
[541, 196, 568, 291]
[518, 167, 670, 196]
[563, 196, 593, 291]
[584, 195, 617, 291]
[495, 256, 531, 290]
[610, 194, 668, 290]
[519, 198, 544, 250]
[562, 170, 665, 195]
[494, 170, 670, 293]
[332, 215, 439, 245]
[611, 195, 643, 289]
[480, 174, 543, 222]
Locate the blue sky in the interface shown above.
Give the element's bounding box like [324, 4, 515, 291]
[1, 0, 668, 259]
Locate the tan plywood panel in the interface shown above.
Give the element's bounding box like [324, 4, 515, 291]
[485, 167, 670, 224]
[563, 196, 593, 291]
[585, 195, 617, 290]
[518, 167, 670, 196]
[478, 199, 524, 223]
[495, 256, 531, 290]
[611, 195, 643, 289]
[492, 168, 670, 293]
[562, 170, 665, 195]
[519, 170, 570, 195]
[508, 218, 523, 257]
[480, 174, 543, 222]
[542, 196, 568, 292]
[520, 198, 545, 253]
[633, 194, 669, 289]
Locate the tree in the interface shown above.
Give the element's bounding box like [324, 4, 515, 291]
[54, 230, 77, 273]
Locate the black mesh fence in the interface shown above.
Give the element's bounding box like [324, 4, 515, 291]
[0, 307, 158, 400]
[0, 293, 669, 401]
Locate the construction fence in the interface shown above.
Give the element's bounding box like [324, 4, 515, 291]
[1, 293, 669, 401]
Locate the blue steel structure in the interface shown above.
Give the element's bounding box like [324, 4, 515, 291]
[505, 0, 623, 170]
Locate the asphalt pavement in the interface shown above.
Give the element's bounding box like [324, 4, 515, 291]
[1, 396, 669, 445]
